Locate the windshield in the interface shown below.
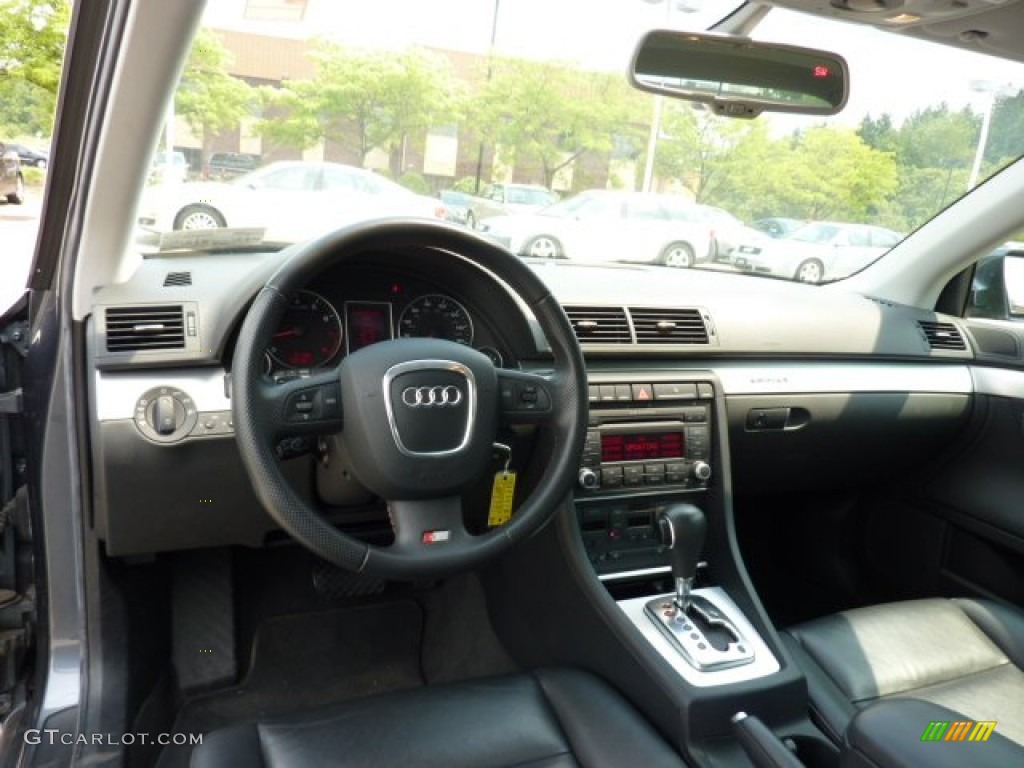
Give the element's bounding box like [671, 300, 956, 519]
[132, 0, 1024, 284]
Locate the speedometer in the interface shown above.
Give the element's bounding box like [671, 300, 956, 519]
[397, 294, 474, 345]
[268, 290, 343, 369]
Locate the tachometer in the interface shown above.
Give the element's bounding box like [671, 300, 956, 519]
[397, 294, 474, 345]
[268, 290, 343, 369]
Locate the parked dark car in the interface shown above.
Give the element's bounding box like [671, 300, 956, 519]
[6, 143, 48, 169]
[439, 189, 472, 225]
[206, 151, 260, 179]
[0, 142, 25, 204]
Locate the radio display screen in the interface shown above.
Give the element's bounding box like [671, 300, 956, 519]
[601, 432, 684, 462]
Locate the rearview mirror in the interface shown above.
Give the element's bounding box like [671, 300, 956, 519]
[630, 31, 849, 118]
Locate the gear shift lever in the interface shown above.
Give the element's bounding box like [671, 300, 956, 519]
[657, 504, 706, 611]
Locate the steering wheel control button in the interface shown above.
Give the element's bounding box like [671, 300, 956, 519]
[384, 361, 475, 456]
[497, 376, 552, 416]
[283, 383, 341, 424]
[135, 386, 199, 443]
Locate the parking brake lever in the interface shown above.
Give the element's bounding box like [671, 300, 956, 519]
[731, 712, 805, 768]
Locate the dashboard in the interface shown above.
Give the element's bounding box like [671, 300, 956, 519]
[85, 240, 992, 564]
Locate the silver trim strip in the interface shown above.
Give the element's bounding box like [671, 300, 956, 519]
[598, 566, 671, 582]
[95, 369, 230, 421]
[619, 587, 780, 687]
[971, 366, 1024, 399]
[714, 362, 972, 395]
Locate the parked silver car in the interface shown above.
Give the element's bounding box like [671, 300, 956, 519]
[0, 142, 25, 204]
[479, 190, 714, 267]
[732, 221, 904, 283]
[463, 183, 558, 229]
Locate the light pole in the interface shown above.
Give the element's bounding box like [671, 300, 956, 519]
[967, 79, 1011, 191]
[639, 0, 700, 193]
[473, 0, 501, 194]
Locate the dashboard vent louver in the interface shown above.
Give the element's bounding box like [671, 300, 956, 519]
[918, 320, 966, 351]
[563, 306, 631, 344]
[105, 305, 185, 352]
[163, 271, 192, 287]
[631, 307, 709, 345]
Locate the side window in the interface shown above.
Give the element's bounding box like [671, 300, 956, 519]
[256, 166, 316, 191]
[871, 228, 902, 248]
[575, 196, 622, 219]
[846, 227, 871, 247]
[505, 188, 530, 204]
[321, 166, 357, 191]
[626, 198, 668, 221]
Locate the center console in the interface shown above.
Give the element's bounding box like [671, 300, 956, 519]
[576, 378, 714, 579]
[574, 373, 781, 688]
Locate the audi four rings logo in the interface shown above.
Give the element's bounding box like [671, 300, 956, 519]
[401, 385, 464, 408]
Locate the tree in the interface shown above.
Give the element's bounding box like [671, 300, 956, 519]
[984, 89, 1024, 174]
[0, 0, 69, 93]
[858, 113, 897, 153]
[0, 0, 70, 136]
[175, 29, 256, 168]
[471, 58, 633, 188]
[896, 104, 978, 171]
[261, 44, 460, 177]
[651, 104, 758, 202]
[0, 77, 53, 136]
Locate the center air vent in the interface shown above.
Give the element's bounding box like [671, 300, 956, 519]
[163, 271, 192, 287]
[631, 307, 709, 345]
[563, 306, 631, 344]
[106, 305, 185, 352]
[918, 320, 966, 351]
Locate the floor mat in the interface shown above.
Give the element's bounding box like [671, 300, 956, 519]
[157, 600, 424, 768]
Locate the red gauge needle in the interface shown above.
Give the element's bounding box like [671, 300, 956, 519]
[273, 328, 301, 339]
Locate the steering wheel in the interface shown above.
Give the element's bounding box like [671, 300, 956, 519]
[231, 218, 587, 579]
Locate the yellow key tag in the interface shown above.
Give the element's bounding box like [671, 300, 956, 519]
[488, 471, 517, 527]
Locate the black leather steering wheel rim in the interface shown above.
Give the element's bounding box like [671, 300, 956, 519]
[231, 217, 587, 579]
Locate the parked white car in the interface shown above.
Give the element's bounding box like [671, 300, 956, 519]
[147, 150, 189, 184]
[137, 161, 446, 243]
[479, 190, 714, 267]
[731, 221, 904, 283]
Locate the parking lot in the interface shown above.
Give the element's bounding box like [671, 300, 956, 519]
[0, 192, 42, 313]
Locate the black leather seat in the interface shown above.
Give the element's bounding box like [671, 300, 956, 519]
[783, 597, 1024, 746]
[191, 668, 687, 768]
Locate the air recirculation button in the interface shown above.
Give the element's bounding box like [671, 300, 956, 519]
[134, 387, 199, 443]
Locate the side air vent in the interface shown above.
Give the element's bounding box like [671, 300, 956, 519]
[918, 320, 966, 351]
[106, 305, 185, 352]
[631, 307, 709, 345]
[163, 271, 192, 287]
[563, 306, 631, 344]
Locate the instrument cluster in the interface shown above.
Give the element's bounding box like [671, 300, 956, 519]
[264, 277, 505, 374]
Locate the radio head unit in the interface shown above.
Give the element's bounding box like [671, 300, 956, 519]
[577, 379, 713, 493]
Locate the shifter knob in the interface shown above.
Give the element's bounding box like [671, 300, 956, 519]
[658, 504, 706, 610]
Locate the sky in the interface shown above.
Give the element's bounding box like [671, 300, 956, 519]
[202, 0, 1024, 128]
